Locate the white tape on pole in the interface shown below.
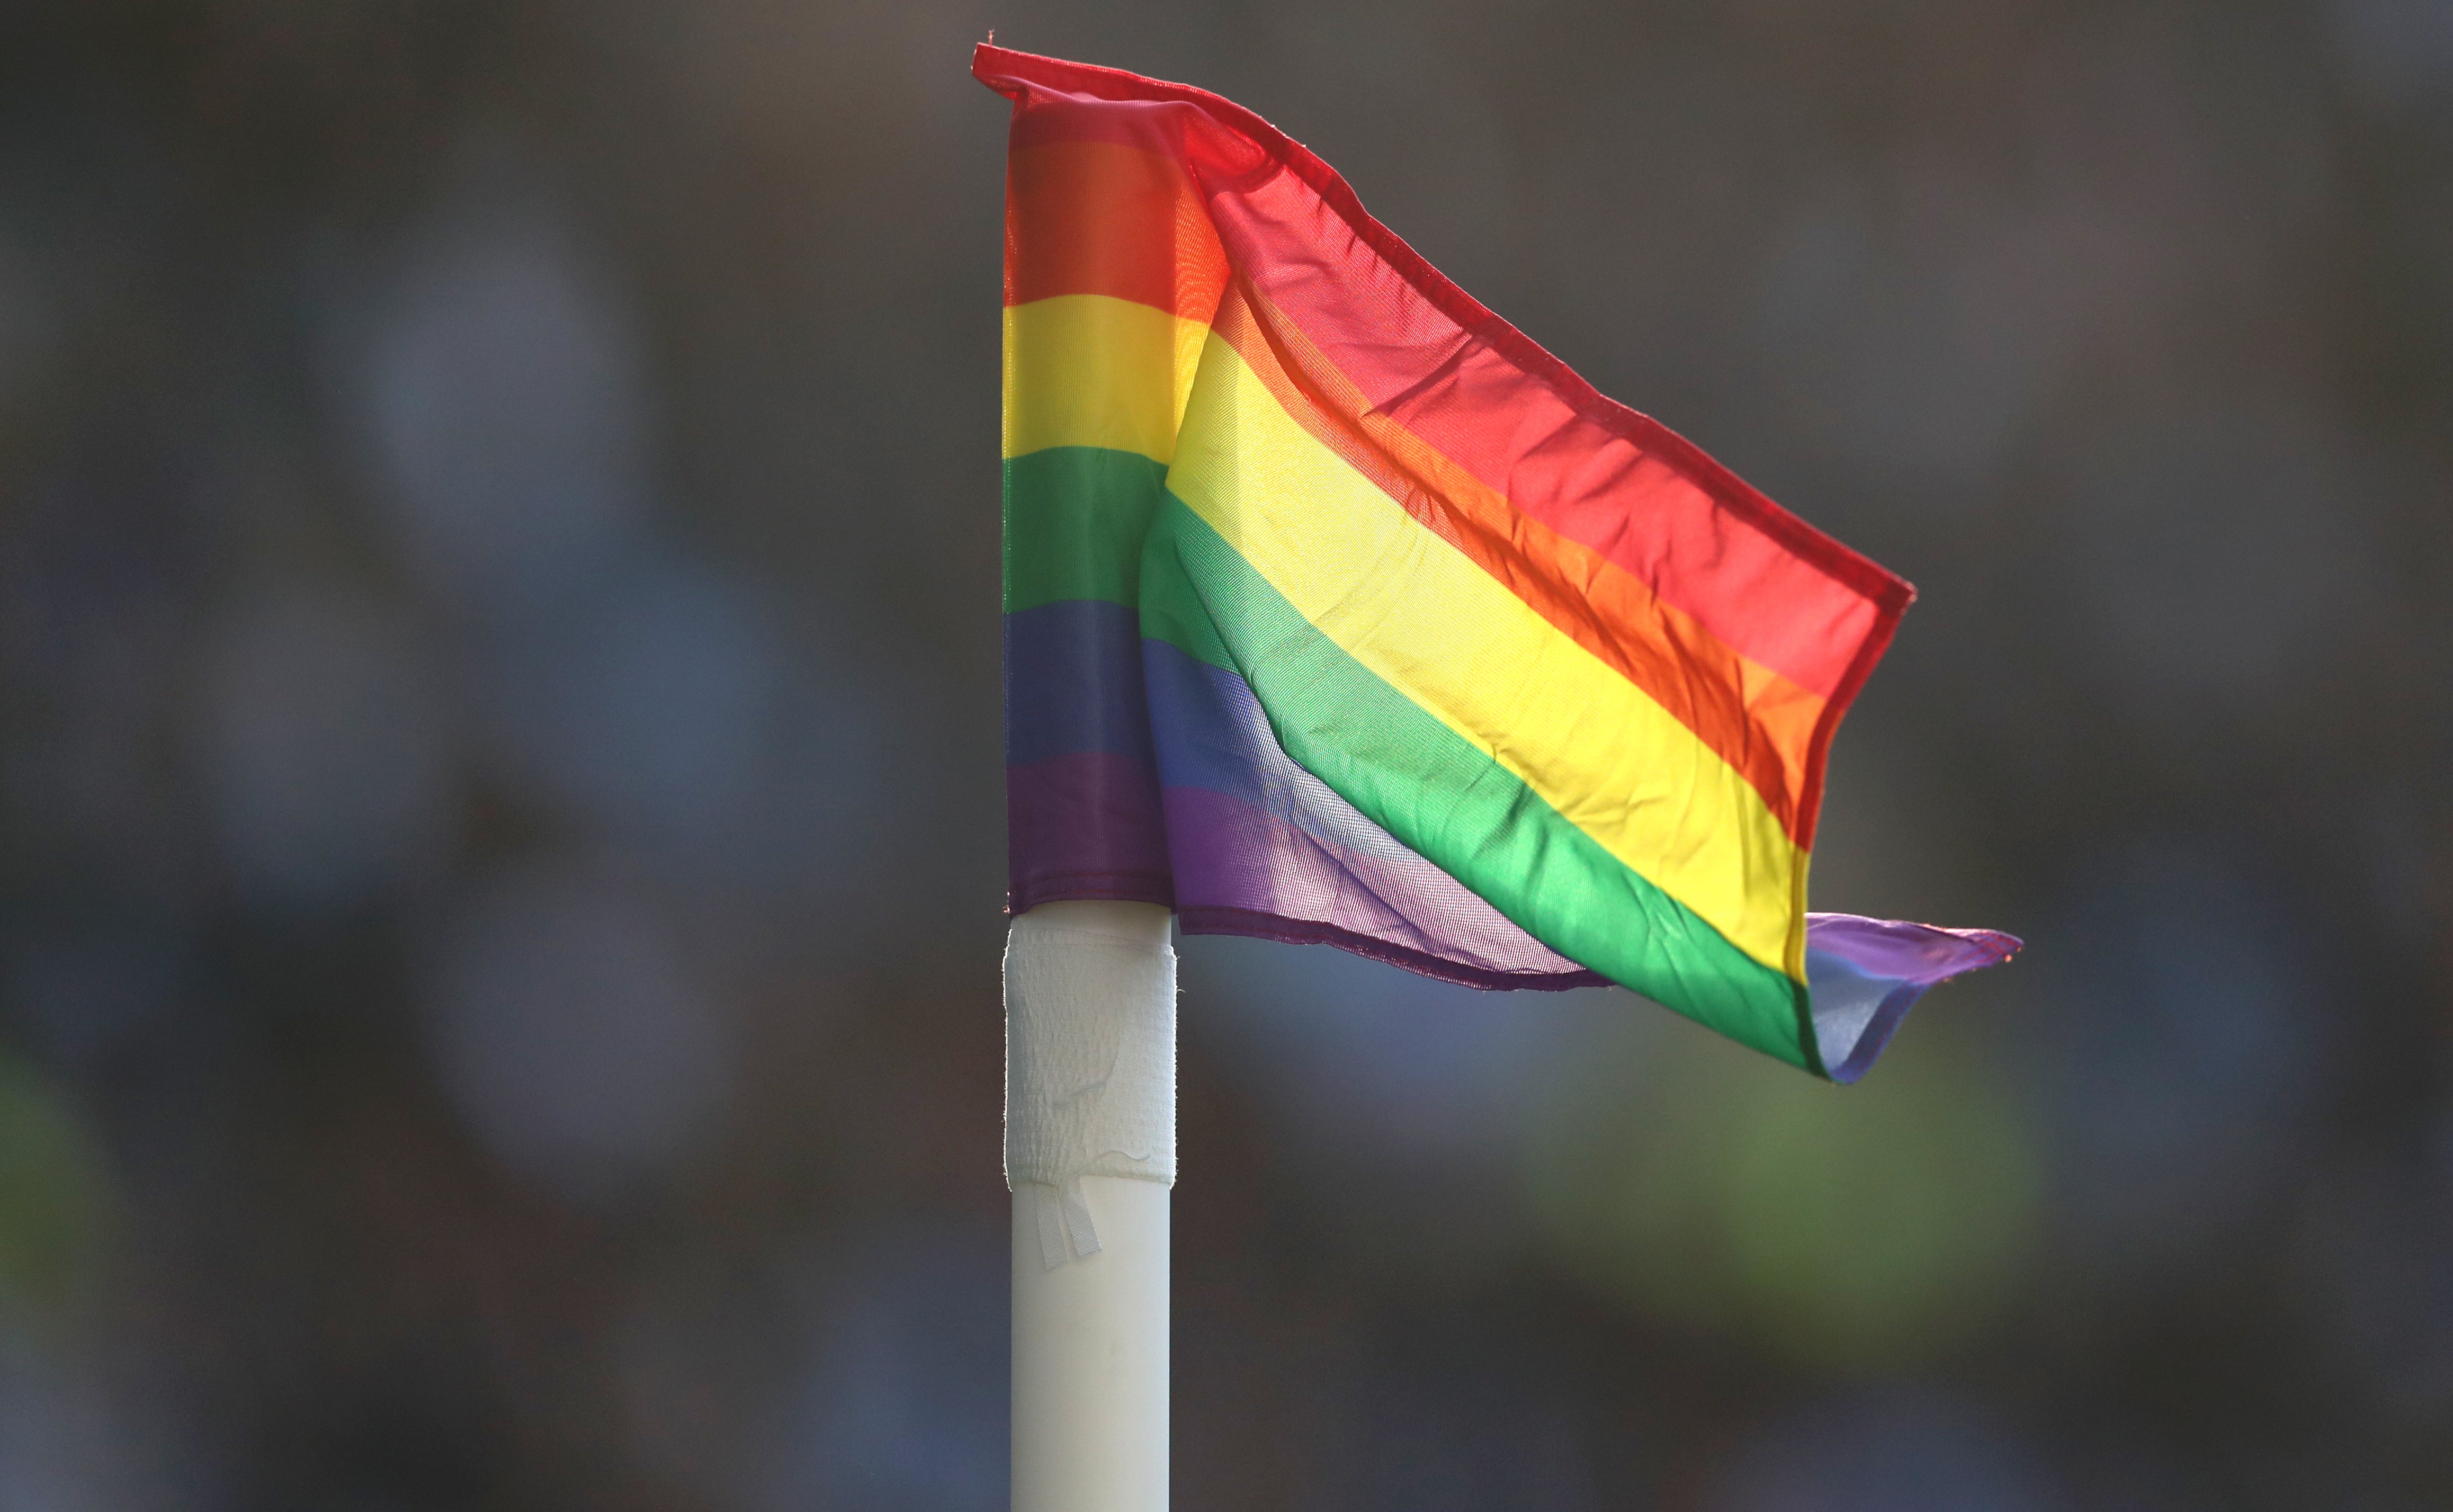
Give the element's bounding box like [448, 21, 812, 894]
[1006, 899, 1174, 1512]
[1004, 902, 1177, 1263]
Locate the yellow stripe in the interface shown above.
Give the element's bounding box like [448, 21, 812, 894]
[1003, 294, 1211, 463]
[1166, 334, 1805, 975]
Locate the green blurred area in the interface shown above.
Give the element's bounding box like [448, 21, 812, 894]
[0, 1052, 114, 1326]
[1522, 1003, 2039, 1372]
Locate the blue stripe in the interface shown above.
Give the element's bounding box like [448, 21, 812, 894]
[1004, 599, 1158, 769]
[1140, 633, 1272, 799]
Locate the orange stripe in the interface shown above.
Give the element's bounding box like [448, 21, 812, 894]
[1006, 140, 1230, 324]
[1209, 287, 1828, 844]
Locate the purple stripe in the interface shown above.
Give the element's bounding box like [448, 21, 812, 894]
[1179, 906, 1607, 991]
[1804, 914, 2022, 1084]
[1167, 785, 1609, 987]
[1007, 751, 1172, 912]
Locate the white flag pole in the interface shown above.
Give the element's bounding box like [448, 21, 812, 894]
[1005, 899, 1175, 1512]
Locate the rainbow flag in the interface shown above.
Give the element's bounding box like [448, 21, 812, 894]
[980, 46, 2017, 1081]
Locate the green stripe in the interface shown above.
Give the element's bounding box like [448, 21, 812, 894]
[1139, 492, 1816, 1072]
[1004, 446, 1170, 613]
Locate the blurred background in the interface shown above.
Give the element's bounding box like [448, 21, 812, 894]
[0, 0, 2448, 1507]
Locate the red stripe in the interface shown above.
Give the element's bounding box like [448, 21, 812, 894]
[1005, 139, 1229, 322]
[975, 44, 1912, 703]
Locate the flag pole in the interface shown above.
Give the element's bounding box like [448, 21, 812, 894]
[1005, 899, 1175, 1512]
